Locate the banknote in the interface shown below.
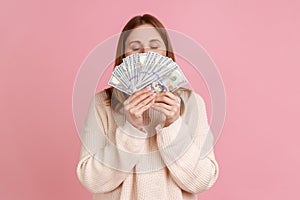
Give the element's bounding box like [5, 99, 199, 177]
[108, 52, 188, 95]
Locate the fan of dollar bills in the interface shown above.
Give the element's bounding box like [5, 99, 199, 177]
[108, 51, 188, 95]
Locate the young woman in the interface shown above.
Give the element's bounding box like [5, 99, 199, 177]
[76, 14, 219, 200]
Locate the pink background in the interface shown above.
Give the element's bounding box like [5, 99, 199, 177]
[1, 0, 299, 199]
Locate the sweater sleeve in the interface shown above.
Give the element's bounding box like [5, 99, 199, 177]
[156, 92, 219, 194]
[76, 92, 147, 194]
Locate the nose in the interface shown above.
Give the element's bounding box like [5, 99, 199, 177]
[142, 47, 152, 53]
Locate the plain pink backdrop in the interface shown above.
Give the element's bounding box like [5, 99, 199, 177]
[1, 0, 299, 199]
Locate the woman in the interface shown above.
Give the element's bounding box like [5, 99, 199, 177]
[76, 14, 219, 200]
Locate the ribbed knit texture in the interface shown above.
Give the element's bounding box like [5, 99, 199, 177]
[76, 90, 219, 200]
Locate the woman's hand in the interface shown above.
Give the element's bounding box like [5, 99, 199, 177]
[124, 88, 156, 130]
[152, 92, 181, 127]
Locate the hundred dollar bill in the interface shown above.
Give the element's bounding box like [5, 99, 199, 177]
[112, 67, 129, 87]
[108, 75, 131, 94]
[136, 62, 178, 91]
[117, 63, 130, 84]
[108, 51, 188, 95]
[160, 66, 188, 92]
[143, 66, 188, 93]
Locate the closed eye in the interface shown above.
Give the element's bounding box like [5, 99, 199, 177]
[149, 40, 161, 50]
[129, 41, 142, 51]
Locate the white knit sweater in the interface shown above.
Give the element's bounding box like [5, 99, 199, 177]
[76, 89, 219, 200]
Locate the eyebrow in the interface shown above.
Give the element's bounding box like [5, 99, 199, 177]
[128, 40, 141, 45]
[149, 39, 162, 44]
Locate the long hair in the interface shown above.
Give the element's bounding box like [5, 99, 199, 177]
[105, 14, 190, 115]
[114, 14, 175, 67]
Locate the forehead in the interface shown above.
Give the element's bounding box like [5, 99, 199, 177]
[125, 24, 163, 44]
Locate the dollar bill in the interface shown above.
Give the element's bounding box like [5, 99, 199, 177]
[108, 51, 188, 95]
[108, 76, 130, 94]
[160, 66, 188, 92]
